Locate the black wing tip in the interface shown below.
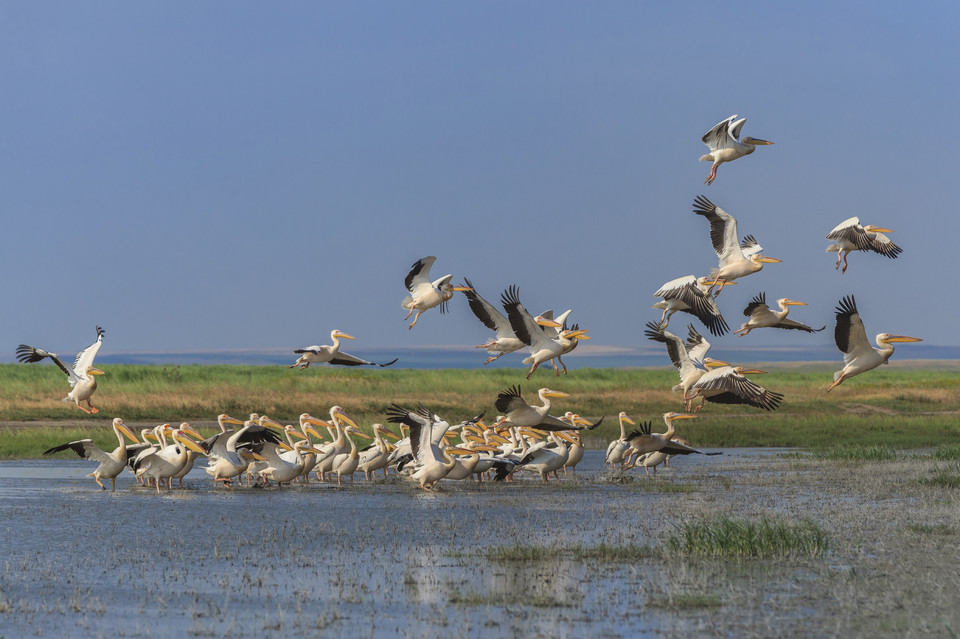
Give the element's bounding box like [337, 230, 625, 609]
[379, 358, 399, 367]
[95, 326, 106, 338]
[692, 194, 715, 214]
[835, 294, 858, 317]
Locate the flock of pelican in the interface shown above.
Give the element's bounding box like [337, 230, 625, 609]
[24, 113, 921, 490]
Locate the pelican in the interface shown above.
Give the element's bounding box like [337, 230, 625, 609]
[688, 359, 784, 411]
[734, 293, 825, 337]
[700, 114, 773, 185]
[494, 386, 586, 432]
[312, 406, 359, 481]
[357, 423, 400, 480]
[517, 431, 577, 482]
[645, 322, 716, 411]
[652, 275, 730, 336]
[42, 417, 139, 490]
[828, 295, 921, 391]
[16, 326, 107, 414]
[134, 426, 207, 493]
[693, 195, 781, 296]
[500, 286, 586, 378]
[385, 404, 465, 489]
[401, 256, 472, 329]
[330, 424, 373, 486]
[825, 217, 902, 273]
[259, 440, 324, 486]
[604, 412, 636, 469]
[202, 417, 282, 485]
[622, 412, 697, 467]
[462, 277, 530, 364]
[623, 419, 719, 473]
[290, 330, 397, 369]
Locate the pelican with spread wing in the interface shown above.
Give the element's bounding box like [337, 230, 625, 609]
[734, 293, 825, 337]
[290, 329, 397, 369]
[17, 326, 107, 414]
[652, 275, 730, 336]
[43, 417, 139, 490]
[500, 286, 587, 379]
[700, 114, 773, 185]
[828, 295, 921, 391]
[401, 256, 471, 329]
[692, 195, 781, 296]
[825, 218, 902, 273]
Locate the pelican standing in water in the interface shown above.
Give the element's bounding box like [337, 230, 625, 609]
[43, 417, 139, 490]
[17, 326, 107, 414]
[825, 218, 902, 273]
[290, 330, 398, 369]
[605, 412, 636, 470]
[401, 256, 472, 329]
[828, 295, 921, 391]
[692, 195, 781, 296]
[734, 293, 825, 337]
[700, 114, 773, 185]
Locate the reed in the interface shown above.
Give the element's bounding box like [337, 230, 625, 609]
[665, 516, 829, 558]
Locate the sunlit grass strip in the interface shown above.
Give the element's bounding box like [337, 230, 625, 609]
[483, 543, 655, 562]
[813, 445, 897, 462]
[930, 446, 960, 460]
[666, 516, 828, 559]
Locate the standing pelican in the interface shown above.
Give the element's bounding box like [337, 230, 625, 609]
[401, 256, 472, 329]
[652, 275, 730, 336]
[43, 417, 139, 490]
[16, 326, 107, 414]
[290, 330, 397, 369]
[828, 295, 921, 391]
[825, 218, 902, 273]
[693, 196, 781, 296]
[734, 293, 825, 337]
[700, 114, 773, 185]
[604, 412, 636, 469]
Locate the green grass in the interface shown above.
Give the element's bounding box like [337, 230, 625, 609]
[3, 364, 960, 457]
[813, 445, 898, 462]
[919, 464, 960, 489]
[907, 523, 957, 536]
[665, 516, 829, 559]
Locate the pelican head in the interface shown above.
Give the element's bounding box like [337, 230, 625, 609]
[539, 388, 570, 399]
[618, 412, 635, 426]
[664, 412, 698, 422]
[86, 367, 105, 376]
[332, 330, 356, 340]
[173, 431, 207, 454]
[750, 254, 782, 264]
[778, 298, 807, 307]
[113, 419, 140, 445]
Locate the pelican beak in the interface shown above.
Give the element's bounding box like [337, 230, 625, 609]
[671, 413, 698, 421]
[379, 427, 401, 441]
[117, 423, 140, 445]
[535, 317, 563, 328]
[872, 227, 894, 233]
[333, 410, 359, 430]
[622, 416, 636, 426]
[757, 256, 782, 263]
[350, 429, 373, 440]
[885, 335, 922, 343]
[475, 445, 501, 453]
[220, 415, 244, 426]
[304, 425, 326, 440]
[446, 447, 473, 455]
[739, 368, 767, 375]
[451, 286, 473, 292]
[175, 434, 207, 455]
[301, 446, 325, 455]
[180, 424, 204, 441]
[704, 359, 731, 368]
[335, 332, 356, 340]
[700, 278, 736, 286]
[556, 431, 578, 444]
[87, 367, 106, 376]
[543, 390, 570, 399]
[259, 416, 283, 429]
[784, 300, 807, 306]
[288, 430, 308, 440]
[487, 434, 510, 445]
[752, 139, 774, 145]
[240, 450, 266, 462]
[278, 442, 294, 452]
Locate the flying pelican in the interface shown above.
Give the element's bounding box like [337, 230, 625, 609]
[16, 326, 107, 414]
[825, 217, 902, 273]
[622, 412, 697, 467]
[500, 286, 586, 378]
[42, 417, 139, 490]
[688, 359, 784, 411]
[604, 411, 636, 470]
[734, 293, 825, 337]
[652, 275, 730, 336]
[462, 277, 531, 364]
[828, 295, 921, 391]
[645, 322, 717, 411]
[290, 330, 398, 369]
[623, 418, 719, 473]
[401, 256, 472, 329]
[692, 195, 781, 296]
[700, 114, 773, 185]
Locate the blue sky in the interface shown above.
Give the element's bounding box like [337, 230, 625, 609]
[3, 2, 957, 363]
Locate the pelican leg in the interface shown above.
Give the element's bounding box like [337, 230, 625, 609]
[827, 374, 846, 392]
[559, 357, 568, 375]
[403, 307, 415, 321]
[841, 253, 849, 274]
[705, 164, 718, 185]
[526, 362, 540, 379]
[111, 477, 116, 491]
[712, 279, 728, 297]
[408, 310, 424, 330]
[78, 404, 94, 414]
[484, 352, 504, 364]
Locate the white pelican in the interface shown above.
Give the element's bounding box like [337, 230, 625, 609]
[734, 293, 825, 337]
[494, 386, 583, 432]
[290, 330, 397, 369]
[330, 424, 373, 486]
[259, 440, 324, 486]
[517, 431, 577, 482]
[42, 417, 139, 490]
[357, 423, 400, 480]
[462, 277, 530, 364]
[828, 295, 921, 391]
[401, 256, 471, 329]
[201, 417, 282, 485]
[692, 195, 781, 295]
[688, 359, 784, 411]
[652, 275, 730, 336]
[623, 420, 719, 473]
[604, 412, 636, 470]
[622, 412, 697, 467]
[312, 406, 359, 481]
[825, 217, 902, 273]
[385, 404, 465, 489]
[645, 322, 715, 411]
[500, 286, 586, 378]
[134, 426, 207, 493]
[700, 114, 773, 185]
[16, 326, 107, 414]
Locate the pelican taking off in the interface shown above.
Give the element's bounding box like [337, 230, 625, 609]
[653, 275, 730, 336]
[825, 217, 901, 273]
[692, 195, 781, 296]
[828, 295, 921, 391]
[17, 326, 107, 414]
[43, 418, 139, 490]
[401, 256, 471, 329]
[494, 386, 593, 432]
[734, 293, 825, 337]
[500, 286, 586, 379]
[461, 277, 527, 364]
[700, 114, 773, 185]
[290, 330, 398, 369]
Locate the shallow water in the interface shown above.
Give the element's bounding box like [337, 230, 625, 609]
[1, 449, 955, 638]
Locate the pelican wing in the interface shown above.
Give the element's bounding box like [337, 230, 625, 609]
[15, 345, 79, 384]
[501, 286, 551, 350]
[462, 277, 512, 336]
[494, 385, 528, 415]
[386, 404, 435, 463]
[743, 293, 769, 317]
[644, 322, 698, 377]
[685, 325, 711, 364]
[776, 318, 826, 333]
[696, 370, 784, 411]
[693, 195, 743, 266]
[826, 217, 866, 246]
[43, 439, 112, 464]
[654, 275, 729, 336]
[72, 326, 105, 376]
[660, 440, 715, 456]
[328, 352, 397, 367]
[740, 234, 763, 257]
[834, 295, 872, 362]
[404, 256, 437, 295]
[702, 114, 741, 152]
[869, 233, 902, 259]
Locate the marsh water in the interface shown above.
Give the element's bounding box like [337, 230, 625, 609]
[1, 449, 958, 638]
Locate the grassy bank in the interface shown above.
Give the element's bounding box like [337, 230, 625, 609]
[2, 363, 959, 457]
